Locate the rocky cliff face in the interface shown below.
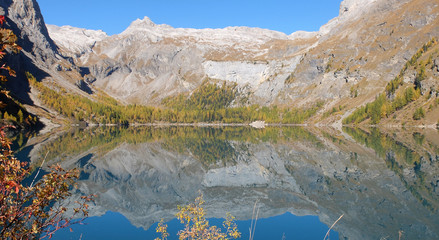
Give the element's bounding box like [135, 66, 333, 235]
[0, 0, 57, 61]
[0, 0, 56, 103]
[55, 16, 308, 105]
[0, 0, 97, 107]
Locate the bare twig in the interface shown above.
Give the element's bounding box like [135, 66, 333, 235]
[249, 200, 260, 240]
[249, 200, 257, 239]
[30, 151, 49, 188]
[323, 214, 344, 240]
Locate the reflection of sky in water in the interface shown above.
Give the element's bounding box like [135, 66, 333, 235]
[52, 211, 338, 240]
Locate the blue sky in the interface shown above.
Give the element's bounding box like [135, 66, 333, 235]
[37, 0, 342, 36]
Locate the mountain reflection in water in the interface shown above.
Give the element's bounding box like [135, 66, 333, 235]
[20, 126, 439, 239]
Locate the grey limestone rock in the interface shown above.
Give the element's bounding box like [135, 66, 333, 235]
[434, 58, 439, 72]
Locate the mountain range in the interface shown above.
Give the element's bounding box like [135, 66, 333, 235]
[1, 0, 439, 127]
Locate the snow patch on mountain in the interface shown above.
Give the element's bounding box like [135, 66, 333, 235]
[46, 24, 108, 57]
[121, 16, 289, 46]
[289, 31, 318, 40]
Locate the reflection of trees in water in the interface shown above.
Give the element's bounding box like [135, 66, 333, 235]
[163, 134, 239, 167]
[33, 126, 439, 212]
[343, 127, 439, 212]
[35, 126, 323, 167]
[160, 127, 325, 167]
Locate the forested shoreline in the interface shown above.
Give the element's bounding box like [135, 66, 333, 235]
[28, 74, 323, 126]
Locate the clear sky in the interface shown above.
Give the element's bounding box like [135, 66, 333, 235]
[37, 0, 342, 36]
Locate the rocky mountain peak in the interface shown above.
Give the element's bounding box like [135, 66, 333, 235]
[121, 16, 173, 36]
[0, 0, 58, 59]
[339, 0, 377, 16]
[0, 0, 63, 104]
[130, 16, 156, 28]
[319, 0, 408, 37]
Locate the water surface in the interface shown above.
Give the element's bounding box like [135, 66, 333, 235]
[19, 126, 439, 239]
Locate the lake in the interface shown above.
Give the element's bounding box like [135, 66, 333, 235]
[15, 126, 439, 239]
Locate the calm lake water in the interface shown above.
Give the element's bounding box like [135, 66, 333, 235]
[16, 126, 439, 239]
